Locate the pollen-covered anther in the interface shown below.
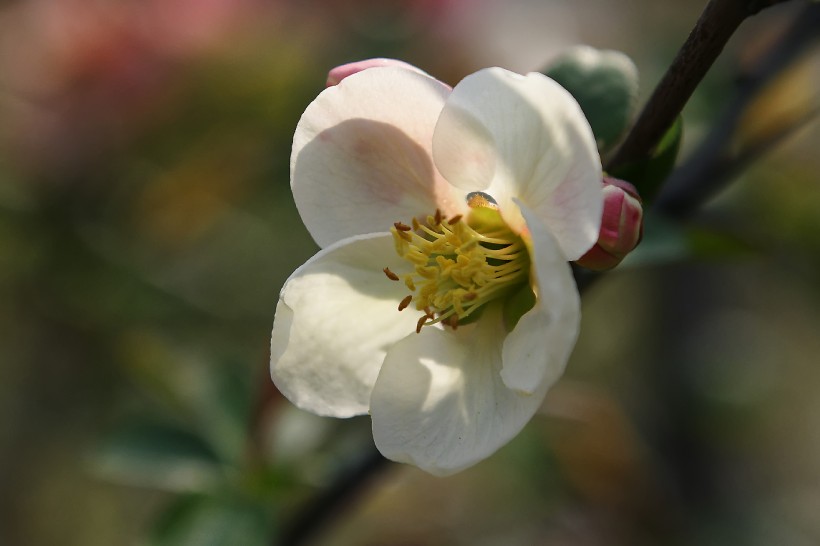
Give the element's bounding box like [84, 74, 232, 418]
[416, 311, 434, 334]
[383, 267, 400, 281]
[398, 295, 413, 311]
[388, 205, 531, 332]
[395, 229, 412, 242]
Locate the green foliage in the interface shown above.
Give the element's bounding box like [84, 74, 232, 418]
[609, 117, 684, 204]
[149, 495, 273, 546]
[91, 355, 289, 543]
[543, 46, 639, 151]
[92, 419, 225, 493]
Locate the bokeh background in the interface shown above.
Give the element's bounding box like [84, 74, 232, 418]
[1, 0, 819, 545]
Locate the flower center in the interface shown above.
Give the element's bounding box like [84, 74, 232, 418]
[384, 194, 530, 332]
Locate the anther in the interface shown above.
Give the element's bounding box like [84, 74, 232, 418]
[383, 267, 400, 281]
[447, 214, 462, 225]
[415, 314, 429, 334]
[398, 295, 412, 311]
[434, 209, 442, 225]
[443, 315, 459, 330]
[394, 222, 412, 232]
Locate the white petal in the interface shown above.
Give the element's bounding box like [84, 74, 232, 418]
[270, 233, 421, 417]
[370, 306, 549, 476]
[500, 204, 581, 394]
[291, 66, 464, 249]
[432, 67, 603, 259]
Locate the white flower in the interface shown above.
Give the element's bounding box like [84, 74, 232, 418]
[270, 60, 603, 476]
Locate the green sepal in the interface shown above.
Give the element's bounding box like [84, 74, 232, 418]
[503, 283, 536, 332]
[609, 116, 683, 204]
[543, 46, 639, 151]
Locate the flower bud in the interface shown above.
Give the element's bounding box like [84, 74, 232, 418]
[326, 58, 429, 87]
[576, 177, 643, 271]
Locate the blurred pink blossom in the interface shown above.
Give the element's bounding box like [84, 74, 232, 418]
[0, 0, 262, 174]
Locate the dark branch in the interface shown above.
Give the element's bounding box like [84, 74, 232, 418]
[606, 0, 793, 173]
[654, 2, 820, 218]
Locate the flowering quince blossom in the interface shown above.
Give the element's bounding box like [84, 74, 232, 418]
[270, 58, 604, 476]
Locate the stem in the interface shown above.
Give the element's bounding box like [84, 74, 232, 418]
[606, 0, 792, 173]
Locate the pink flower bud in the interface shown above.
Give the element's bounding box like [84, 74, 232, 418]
[326, 58, 430, 87]
[576, 177, 643, 271]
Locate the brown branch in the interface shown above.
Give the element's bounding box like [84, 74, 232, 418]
[655, 1, 820, 217]
[606, 0, 793, 173]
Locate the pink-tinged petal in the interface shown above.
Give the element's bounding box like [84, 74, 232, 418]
[370, 305, 550, 476]
[576, 177, 643, 270]
[270, 233, 420, 418]
[326, 58, 432, 87]
[500, 203, 580, 394]
[292, 67, 465, 249]
[432, 67, 603, 259]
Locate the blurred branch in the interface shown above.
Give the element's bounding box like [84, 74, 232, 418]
[279, 445, 389, 546]
[606, 0, 794, 173]
[655, 1, 820, 217]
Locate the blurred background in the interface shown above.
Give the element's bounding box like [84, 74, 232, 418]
[1, 0, 818, 545]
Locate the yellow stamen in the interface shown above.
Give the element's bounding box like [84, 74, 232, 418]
[387, 203, 530, 332]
